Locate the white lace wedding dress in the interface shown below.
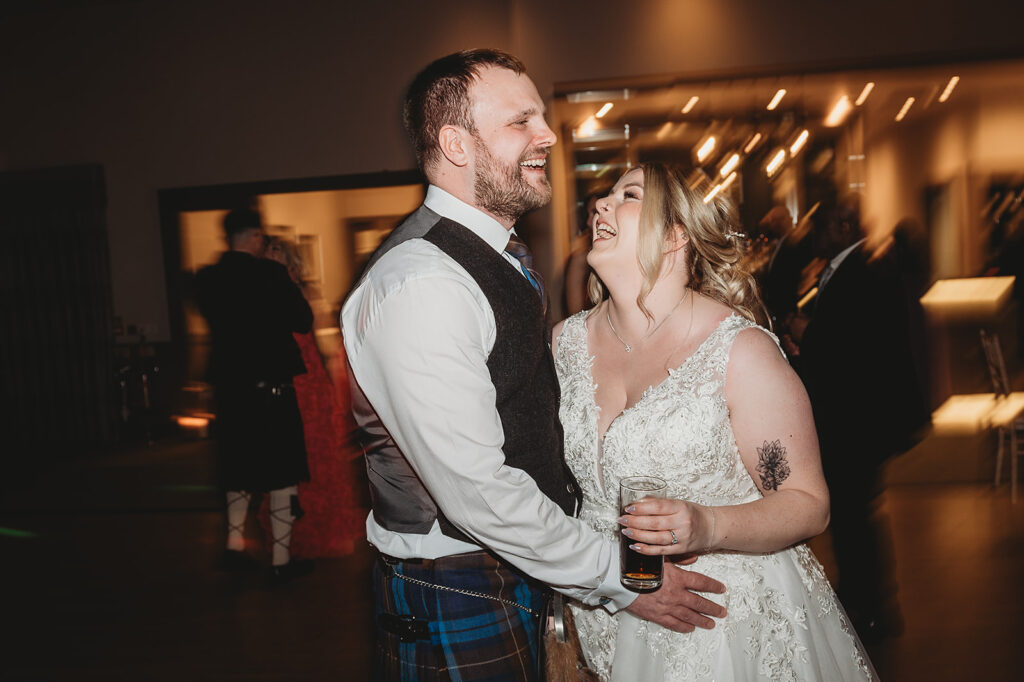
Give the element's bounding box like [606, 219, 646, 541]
[555, 312, 878, 681]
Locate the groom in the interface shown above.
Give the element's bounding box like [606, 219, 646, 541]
[342, 49, 726, 679]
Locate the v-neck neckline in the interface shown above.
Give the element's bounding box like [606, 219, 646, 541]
[587, 312, 738, 444]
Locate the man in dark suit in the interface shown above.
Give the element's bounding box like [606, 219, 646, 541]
[791, 198, 929, 641]
[758, 204, 815, 337]
[195, 208, 314, 584]
[342, 49, 725, 680]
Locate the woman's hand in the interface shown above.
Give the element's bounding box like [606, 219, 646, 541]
[618, 497, 715, 556]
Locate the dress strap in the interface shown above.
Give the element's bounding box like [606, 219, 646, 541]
[715, 315, 785, 363]
[554, 310, 591, 368]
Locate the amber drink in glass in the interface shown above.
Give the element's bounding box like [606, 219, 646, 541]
[619, 475, 667, 590]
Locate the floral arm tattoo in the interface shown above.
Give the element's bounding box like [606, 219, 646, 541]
[755, 439, 791, 491]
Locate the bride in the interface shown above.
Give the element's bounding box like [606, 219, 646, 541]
[552, 163, 877, 681]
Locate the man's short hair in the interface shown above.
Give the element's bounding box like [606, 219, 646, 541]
[222, 208, 263, 241]
[403, 48, 526, 171]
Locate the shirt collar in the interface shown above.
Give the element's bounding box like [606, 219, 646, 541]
[424, 185, 513, 254]
[829, 238, 865, 271]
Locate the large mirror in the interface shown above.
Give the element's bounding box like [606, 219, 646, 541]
[555, 57, 1024, 284]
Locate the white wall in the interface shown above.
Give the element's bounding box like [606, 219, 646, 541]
[862, 89, 1024, 279]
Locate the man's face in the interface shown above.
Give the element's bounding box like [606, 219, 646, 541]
[466, 66, 557, 224]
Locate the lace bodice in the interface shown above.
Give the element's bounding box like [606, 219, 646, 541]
[556, 312, 765, 536]
[553, 311, 875, 682]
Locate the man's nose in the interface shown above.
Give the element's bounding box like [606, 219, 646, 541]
[535, 120, 557, 148]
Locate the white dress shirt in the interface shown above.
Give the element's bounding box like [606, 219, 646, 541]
[341, 185, 636, 611]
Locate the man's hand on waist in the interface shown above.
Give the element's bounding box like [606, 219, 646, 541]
[624, 561, 727, 634]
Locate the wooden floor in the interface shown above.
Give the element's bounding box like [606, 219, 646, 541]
[2, 437, 1022, 681]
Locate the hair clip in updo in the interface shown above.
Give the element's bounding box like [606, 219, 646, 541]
[725, 231, 747, 242]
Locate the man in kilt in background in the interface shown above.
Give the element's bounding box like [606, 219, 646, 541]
[342, 49, 727, 680]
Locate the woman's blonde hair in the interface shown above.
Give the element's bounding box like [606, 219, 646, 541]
[265, 236, 308, 284]
[587, 162, 767, 326]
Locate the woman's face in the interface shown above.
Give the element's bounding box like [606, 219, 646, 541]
[587, 167, 644, 277]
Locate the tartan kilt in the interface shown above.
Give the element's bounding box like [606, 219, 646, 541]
[373, 551, 548, 681]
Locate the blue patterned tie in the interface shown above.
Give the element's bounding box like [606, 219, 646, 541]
[505, 232, 547, 313]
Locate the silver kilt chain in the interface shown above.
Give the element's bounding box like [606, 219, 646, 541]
[388, 563, 539, 617]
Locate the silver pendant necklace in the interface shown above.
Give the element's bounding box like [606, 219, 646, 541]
[605, 288, 690, 353]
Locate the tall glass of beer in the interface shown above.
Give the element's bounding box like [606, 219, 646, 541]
[619, 475, 668, 590]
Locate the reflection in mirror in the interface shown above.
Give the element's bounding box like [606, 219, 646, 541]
[557, 58, 1024, 288]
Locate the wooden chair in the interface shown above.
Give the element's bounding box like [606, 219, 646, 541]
[979, 329, 1024, 501]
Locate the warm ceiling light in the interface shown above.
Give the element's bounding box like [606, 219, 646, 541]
[703, 184, 722, 204]
[696, 136, 717, 162]
[824, 95, 852, 127]
[790, 129, 809, 156]
[595, 102, 614, 118]
[743, 132, 762, 153]
[938, 76, 960, 103]
[566, 88, 630, 103]
[720, 153, 740, 177]
[576, 115, 599, 138]
[895, 97, 915, 122]
[681, 96, 699, 114]
[704, 171, 739, 204]
[655, 121, 674, 139]
[767, 89, 786, 111]
[855, 82, 875, 106]
[766, 148, 786, 176]
[177, 416, 210, 429]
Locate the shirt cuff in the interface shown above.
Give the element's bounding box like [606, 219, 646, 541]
[594, 556, 639, 614]
[560, 544, 638, 613]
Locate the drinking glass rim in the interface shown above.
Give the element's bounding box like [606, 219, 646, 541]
[620, 475, 668, 492]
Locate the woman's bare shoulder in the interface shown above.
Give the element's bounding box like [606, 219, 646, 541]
[727, 324, 792, 390]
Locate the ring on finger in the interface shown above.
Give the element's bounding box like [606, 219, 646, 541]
[669, 529, 679, 545]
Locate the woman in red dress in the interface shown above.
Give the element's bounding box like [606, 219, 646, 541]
[264, 237, 368, 557]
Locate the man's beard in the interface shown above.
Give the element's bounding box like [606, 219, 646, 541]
[473, 136, 551, 224]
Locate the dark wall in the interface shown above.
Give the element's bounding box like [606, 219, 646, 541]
[1, 165, 115, 460]
[3, 0, 1023, 342]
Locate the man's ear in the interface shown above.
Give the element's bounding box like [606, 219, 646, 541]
[438, 125, 470, 167]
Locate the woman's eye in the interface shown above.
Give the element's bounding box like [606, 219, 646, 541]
[624, 190, 641, 200]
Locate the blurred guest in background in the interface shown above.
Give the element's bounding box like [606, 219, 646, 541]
[264, 237, 368, 557]
[789, 197, 930, 641]
[874, 217, 934, 409]
[265, 236, 318, 301]
[195, 208, 314, 585]
[982, 202, 1024, 361]
[757, 204, 816, 339]
[563, 190, 603, 315]
[888, 217, 931, 299]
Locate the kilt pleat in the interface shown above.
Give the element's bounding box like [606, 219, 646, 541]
[373, 551, 547, 681]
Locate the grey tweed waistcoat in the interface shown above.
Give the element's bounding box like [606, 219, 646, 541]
[348, 206, 580, 544]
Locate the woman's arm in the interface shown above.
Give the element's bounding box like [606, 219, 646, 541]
[620, 327, 830, 555]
